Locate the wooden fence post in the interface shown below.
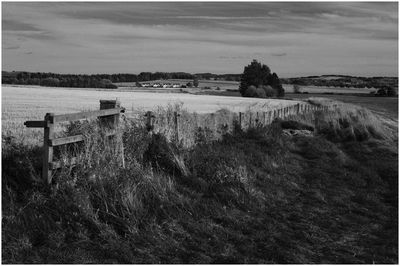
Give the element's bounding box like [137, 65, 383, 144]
[263, 112, 266, 125]
[99, 100, 125, 168]
[255, 112, 259, 126]
[100, 100, 120, 127]
[268, 110, 275, 124]
[145, 111, 155, 133]
[43, 113, 54, 184]
[238, 112, 242, 129]
[174, 111, 180, 143]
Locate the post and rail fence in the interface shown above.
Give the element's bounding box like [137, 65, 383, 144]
[24, 100, 125, 184]
[24, 100, 336, 184]
[144, 102, 337, 142]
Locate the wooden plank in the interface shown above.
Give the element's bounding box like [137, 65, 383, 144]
[52, 108, 123, 123]
[49, 131, 117, 147]
[24, 120, 47, 128]
[50, 157, 77, 170]
[43, 113, 54, 184]
[49, 134, 84, 146]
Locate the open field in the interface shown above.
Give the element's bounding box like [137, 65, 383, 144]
[2, 85, 300, 143]
[196, 89, 398, 121]
[288, 93, 398, 121]
[282, 84, 376, 94]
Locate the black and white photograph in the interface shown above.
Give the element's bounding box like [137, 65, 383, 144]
[2, 1, 398, 263]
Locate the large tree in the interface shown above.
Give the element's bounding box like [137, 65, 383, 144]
[239, 60, 271, 95]
[239, 59, 284, 98]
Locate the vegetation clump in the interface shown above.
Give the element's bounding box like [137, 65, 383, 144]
[239, 59, 285, 98]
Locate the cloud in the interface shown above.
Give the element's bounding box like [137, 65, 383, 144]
[271, 53, 287, 57]
[2, 19, 41, 32]
[1, 2, 398, 76]
[4, 45, 20, 50]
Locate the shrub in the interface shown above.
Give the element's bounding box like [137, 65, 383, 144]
[244, 85, 257, 97]
[255, 87, 266, 98]
[387, 87, 397, 97]
[262, 85, 275, 97]
[293, 85, 301, 94]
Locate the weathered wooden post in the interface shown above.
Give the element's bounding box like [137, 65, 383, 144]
[238, 112, 242, 129]
[255, 112, 259, 126]
[263, 112, 266, 126]
[145, 111, 155, 133]
[99, 99, 125, 168]
[43, 113, 55, 184]
[100, 100, 120, 127]
[249, 112, 253, 128]
[174, 111, 180, 143]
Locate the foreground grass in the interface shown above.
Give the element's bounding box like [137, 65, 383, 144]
[2, 104, 398, 263]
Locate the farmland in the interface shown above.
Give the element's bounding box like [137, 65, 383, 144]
[289, 93, 398, 121]
[282, 84, 376, 94]
[1, 85, 300, 144]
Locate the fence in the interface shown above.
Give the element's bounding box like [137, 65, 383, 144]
[24, 100, 125, 184]
[24, 100, 336, 184]
[143, 102, 338, 147]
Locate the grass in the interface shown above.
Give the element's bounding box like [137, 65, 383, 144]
[2, 98, 398, 263]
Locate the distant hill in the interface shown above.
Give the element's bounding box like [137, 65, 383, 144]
[280, 75, 398, 89]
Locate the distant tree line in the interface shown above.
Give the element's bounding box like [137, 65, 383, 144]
[1, 71, 198, 89]
[2, 70, 244, 89]
[281, 75, 398, 90]
[194, 73, 241, 81]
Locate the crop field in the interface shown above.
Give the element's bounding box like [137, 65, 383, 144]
[2, 85, 300, 143]
[282, 84, 376, 94]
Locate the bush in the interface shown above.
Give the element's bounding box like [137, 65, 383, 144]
[244, 85, 257, 97]
[387, 87, 397, 97]
[262, 85, 275, 97]
[255, 87, 266, 98]
[293, 85, 301, 94]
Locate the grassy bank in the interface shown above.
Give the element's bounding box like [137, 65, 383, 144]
[2, 102, 398, 263]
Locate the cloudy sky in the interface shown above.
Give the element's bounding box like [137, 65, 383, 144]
[2, 2, 398, 77]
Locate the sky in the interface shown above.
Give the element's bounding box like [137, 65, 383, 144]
[2, 2, 398, 77]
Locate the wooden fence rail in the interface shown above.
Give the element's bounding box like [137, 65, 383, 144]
[24, 100, 125, 184]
